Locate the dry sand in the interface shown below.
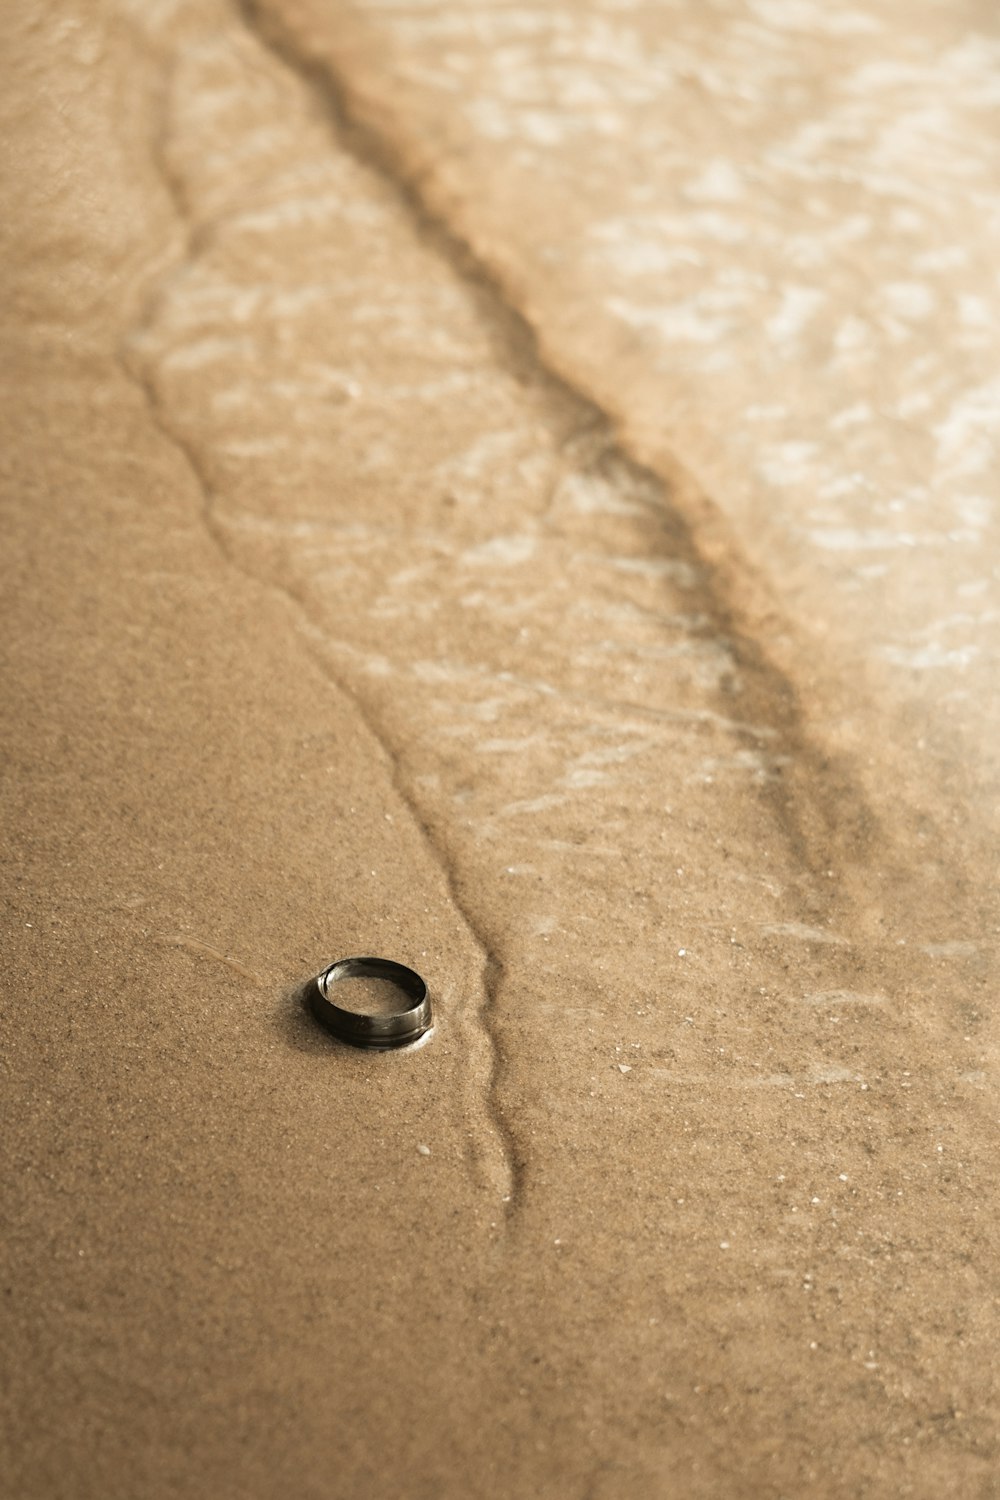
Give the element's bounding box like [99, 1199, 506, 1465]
[2, 3, 999, 1497]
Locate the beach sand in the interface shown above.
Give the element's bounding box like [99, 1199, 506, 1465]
[2, 3, 999, 1496]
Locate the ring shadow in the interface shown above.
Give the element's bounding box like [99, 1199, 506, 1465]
[272, 978, 346, 1055]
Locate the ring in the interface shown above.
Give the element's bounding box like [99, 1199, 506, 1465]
[305, 956, 432, 1050]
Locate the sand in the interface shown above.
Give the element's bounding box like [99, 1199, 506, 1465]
[2, 3, 999, 1497]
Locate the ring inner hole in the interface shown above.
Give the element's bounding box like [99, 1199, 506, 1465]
[327, 975, 413, 1016]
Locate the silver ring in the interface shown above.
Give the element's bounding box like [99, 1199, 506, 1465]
[305, 956, 432, 1050]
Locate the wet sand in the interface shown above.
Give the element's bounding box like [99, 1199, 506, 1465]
[2, 3, 999, 1497]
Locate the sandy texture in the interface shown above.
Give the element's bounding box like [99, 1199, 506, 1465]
[2, 3, 998, 1497]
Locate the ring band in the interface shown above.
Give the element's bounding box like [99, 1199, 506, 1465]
[305, 956, 432, 1050]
